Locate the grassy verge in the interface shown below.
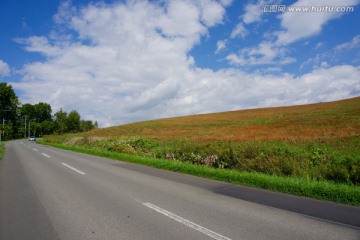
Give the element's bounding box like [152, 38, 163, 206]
[42, 135, 360, 185]
[38, 140, 360, 206]
[0, 142, 4, 160]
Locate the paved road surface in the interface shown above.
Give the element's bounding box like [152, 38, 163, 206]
[1, 140, 359, 240]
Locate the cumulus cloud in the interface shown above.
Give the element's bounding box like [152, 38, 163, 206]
[174, 65, 360, 113]
[0, 60, 10, 77]
[242, 0, 267, 24]
[12, 0, 360, 127]
[13, 0, 227, 126]
[230, 23, 248, 39]
[293, 65, 360, 102]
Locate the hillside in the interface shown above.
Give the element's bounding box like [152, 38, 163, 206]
[89, 97, 360, 142]
[42, 97, 360, 204]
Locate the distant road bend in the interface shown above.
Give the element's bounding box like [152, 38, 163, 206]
[1, 140, 359, 240]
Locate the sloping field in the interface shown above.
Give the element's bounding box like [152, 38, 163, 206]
[89, 97, 360, 142]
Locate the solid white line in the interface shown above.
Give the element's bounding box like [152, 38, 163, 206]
[33, 148, 38, 151]
[143, 202, 232, 240]
[42, 153, 51, 158]
[61, 163, 86, 175]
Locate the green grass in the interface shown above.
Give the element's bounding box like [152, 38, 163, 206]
[38, 140, 360, 206]
[0, 142, 4, 160]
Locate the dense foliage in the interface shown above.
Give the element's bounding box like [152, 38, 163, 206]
[0, 82, 97, 140]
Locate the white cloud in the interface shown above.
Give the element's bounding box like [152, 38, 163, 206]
[15, 36, 63, 57]
[13, 0, 227, 126]
[53, 0, 76, 25]
[242, 0, 266, 24]
[300, 52, 329, 70]
[276, 0, 360, 45]
[226, 41, 296, 66]
[294, 65, 360, 102]
[11, 1, 360, 127]
[314, 42, 324, 50]
[230, 23, 248, 39]
[335, 34, 360, 52]
[0, 60, 10, 77]
[219, 0, 233, 7]
[175, 65, 360, 113]
[157, 1, 206, 40]
[319, 61, 330, 68]
[197, 0, 227, 26]
[301, 35, 360, 70]
[215, 40, 227, 53]
[227, 0, 360, 68]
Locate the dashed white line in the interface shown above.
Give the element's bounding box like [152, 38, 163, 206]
[143, 202, 232, 240]
[61, 163, 86, 175]
[41, 153, 51, 158]
[33, 148, 38, 151]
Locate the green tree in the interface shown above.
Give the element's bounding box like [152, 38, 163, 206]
[20, 103, 35, 120]
[80, 120, 95, 132]
[19, 103, 53, 137]
[29, 122, 41, 137]
[34, 102, 52, 122]
[1, 86, 97, 138]
[39, 120, 55, 136]
[19, 103, 35, 138]
[67, 110, 81, 133]
[0, 82, 19, 139]
[54, 109, 68, 134]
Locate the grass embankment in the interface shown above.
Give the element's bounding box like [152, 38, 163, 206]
[39, 140, 360, 206]
[0, 142, 4, 160]
[40, 97, 360, 205]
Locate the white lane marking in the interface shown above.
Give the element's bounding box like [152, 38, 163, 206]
[33, 148, 38, 151]
[61, 163, 86, 175]
[42, 153, 51, 158]
[143, 202, 232, 240]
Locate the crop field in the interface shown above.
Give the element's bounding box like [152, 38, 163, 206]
[88, 97, 360, 142]
[42, 97, 360, 204]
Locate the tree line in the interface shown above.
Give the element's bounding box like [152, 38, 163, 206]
[1, 82, 98, 140]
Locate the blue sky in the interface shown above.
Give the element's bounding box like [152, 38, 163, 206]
[0, 0, 359, 127]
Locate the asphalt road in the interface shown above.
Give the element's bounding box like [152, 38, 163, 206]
[0, 140, 359, 240]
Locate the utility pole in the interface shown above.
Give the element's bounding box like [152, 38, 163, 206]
[0, 118, 3, 144]
[0, 110, 12, 143]
[24, 115, 27, 138]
